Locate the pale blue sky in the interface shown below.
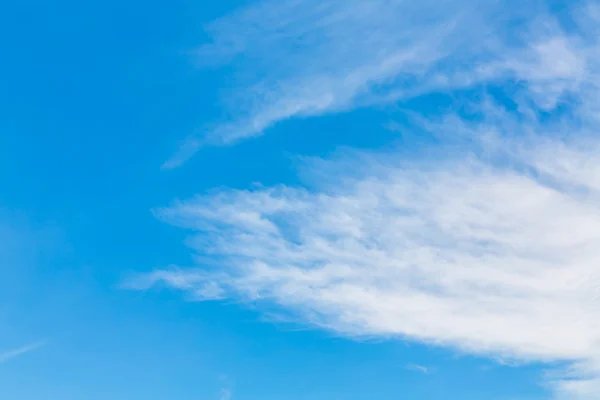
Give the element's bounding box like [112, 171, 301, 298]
[1, 0, 599, 399]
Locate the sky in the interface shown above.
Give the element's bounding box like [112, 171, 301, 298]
[1, 0, 600, 399]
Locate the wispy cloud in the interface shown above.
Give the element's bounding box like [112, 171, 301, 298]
[139, 2, 600, 399]
[164, 0, 591, 167]
[140, 125, 600, 364]
[138, 113, 600, 396]
[0, 341, 45, 364]
[138, 100, 600, 399]
[405, 364, 432, 375]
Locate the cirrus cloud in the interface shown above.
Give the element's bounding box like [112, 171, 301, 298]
[164, 0, 593, 167]
[133, 112, 600, 398]
[141, 1, 600, 398]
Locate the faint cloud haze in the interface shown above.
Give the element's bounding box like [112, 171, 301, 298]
[0, 341, 46, 364]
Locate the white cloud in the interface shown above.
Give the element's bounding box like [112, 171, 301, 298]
[134, 110, 600, 398]
[164, 0, 598, 168]
[0, 341, 45, 364]
[139, 2, 600, 399]
[140, 128, 600, 360]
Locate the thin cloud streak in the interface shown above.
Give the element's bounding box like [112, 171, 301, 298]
[0, 341, 46, 364]
[405, 364, 432, 375]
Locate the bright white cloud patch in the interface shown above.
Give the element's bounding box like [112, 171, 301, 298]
[137, 125, 600, 396]
[143, 1, 600, 398]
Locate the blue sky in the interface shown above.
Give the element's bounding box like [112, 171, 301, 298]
[2, 0, 600, 399]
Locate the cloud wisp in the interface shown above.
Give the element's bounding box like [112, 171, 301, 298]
[0, 341, 46, 364]
[405, 364, 432, 375]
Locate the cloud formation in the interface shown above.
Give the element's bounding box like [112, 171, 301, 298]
[138, 109, 600, 398]
[141, 1, 600, 398]
[165, 0, 595, 167]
